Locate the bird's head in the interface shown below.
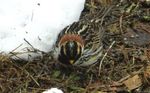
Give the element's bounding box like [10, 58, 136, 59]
[58, 34, 84, 65]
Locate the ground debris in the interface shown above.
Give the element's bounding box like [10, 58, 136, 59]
[0, 0, 150, 93]
[123, 74, 142, 90]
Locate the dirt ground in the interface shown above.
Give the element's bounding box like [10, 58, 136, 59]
[0, 0, 150, 93]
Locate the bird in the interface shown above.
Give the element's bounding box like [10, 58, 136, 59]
[53, 14, 104, 66]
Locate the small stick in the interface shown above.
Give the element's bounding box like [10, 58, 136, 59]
[24, 38, 35, 50]
[98, 41, 116, 76]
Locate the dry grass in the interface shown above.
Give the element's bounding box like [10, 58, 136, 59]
[0, 0, 150, 93]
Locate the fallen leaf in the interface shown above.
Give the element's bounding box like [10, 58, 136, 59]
[123, 75, 142, 90]
[144, 64, 150, 84]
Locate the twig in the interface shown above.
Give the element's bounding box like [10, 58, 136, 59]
[100, 6, 113, 25]
[98, 41, 116, 76]
[9, 61, 40, 87]
[119, 15, 123, 34]
[11, 43, 23, 52]
[84, 74, 93, 93]
[24, 38, 35, 50]
[24, 69, 40, 87]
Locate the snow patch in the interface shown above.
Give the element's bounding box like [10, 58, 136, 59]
[0, 0, 85, 59]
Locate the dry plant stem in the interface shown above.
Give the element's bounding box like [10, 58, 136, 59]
[24, 69, 40, 87]
[119, 15, 123, 34]
[100, 6, 113, 25]
[98, 41, 116, 76]
[24, 38, 35, 49]
[28, 87, 46, 91]
[11, 43, 23, 52]
[118, 67, 144, 83]
[84, 74, 93, 93]
[9, 52, 25, 60]
[10, 61, 40, 87]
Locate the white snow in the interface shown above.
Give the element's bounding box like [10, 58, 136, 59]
[0, 0, 85, 59]
[42, 88, 63, 93]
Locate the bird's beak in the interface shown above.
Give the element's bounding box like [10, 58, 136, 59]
[69, 60, 74, 64]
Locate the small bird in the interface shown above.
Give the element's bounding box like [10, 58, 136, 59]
[53, 15, 104, 66]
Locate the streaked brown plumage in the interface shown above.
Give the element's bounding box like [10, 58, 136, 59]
[53, 14, 104, 66]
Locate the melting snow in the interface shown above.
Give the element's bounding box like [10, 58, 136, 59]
[0, 0, 85, 59]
